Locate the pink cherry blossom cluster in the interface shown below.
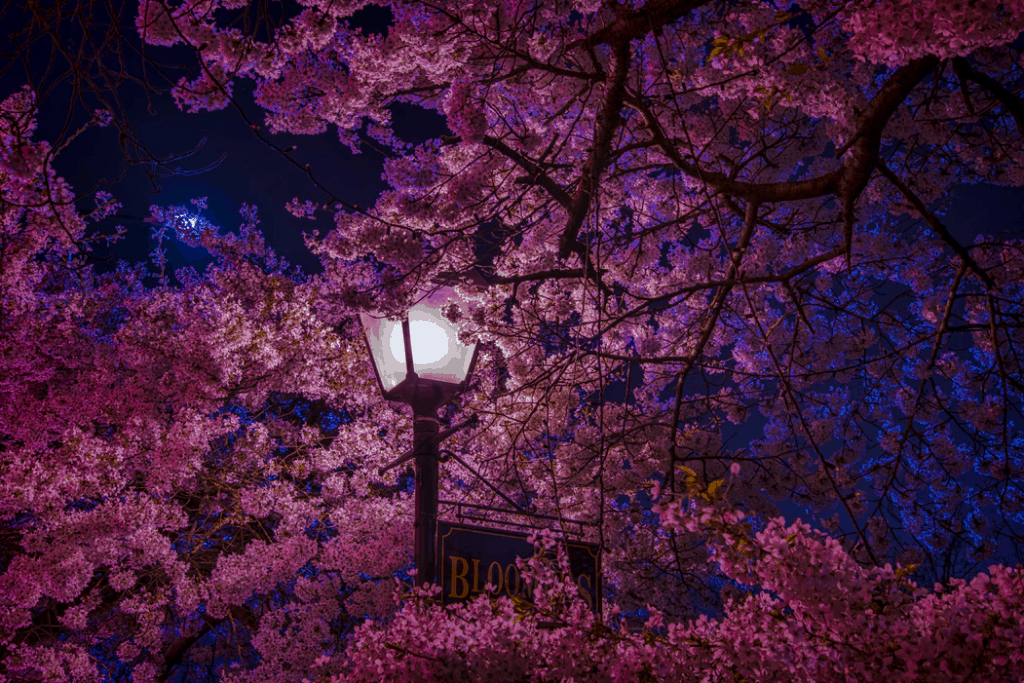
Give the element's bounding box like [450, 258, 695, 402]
[843, 0, 1024, 67]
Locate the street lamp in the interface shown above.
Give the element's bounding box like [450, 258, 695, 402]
[361, 285, 478, 587]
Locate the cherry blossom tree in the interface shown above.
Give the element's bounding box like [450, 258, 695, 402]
[2, 0, 1024, 680]
[0, 88, 408, 680]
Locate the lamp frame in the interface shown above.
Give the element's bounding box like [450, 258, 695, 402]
[363, 316, 478, 410]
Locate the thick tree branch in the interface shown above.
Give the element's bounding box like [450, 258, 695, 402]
[630, 96, 842, 202]
[159, 623, 214, 682]
[953, 57, 1024, 136]
[633, 56, 940, 208]
[835, 57, 942, 215]
[836, 56, 942, 159]
[558, 41, 633, 260]
[480, 135, 574, 208]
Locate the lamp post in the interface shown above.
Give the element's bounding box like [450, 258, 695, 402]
[360, 286, 478, 587]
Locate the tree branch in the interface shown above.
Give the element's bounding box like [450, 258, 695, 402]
[835, 56, 942, 159]
[953, 57, 1024, 136]
[668, 200, 759, 489]
[875, 160, 995, 288]
[579, 0, 714, 49]
[480, 135, 573, 208]
[558, 41, 632, 260]
[629, 96, 842, 202]
[490, 268, 590, 284]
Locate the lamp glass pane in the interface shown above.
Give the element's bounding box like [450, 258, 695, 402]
[404, 319, 450, 364]
[408, 286, 476, 385]
[360, 313, 408, 391]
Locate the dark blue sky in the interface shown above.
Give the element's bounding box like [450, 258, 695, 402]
[56, 78, 395, 274]
[1, 2, 419, 276]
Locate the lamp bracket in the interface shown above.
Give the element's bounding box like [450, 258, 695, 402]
[376, 414, 478, 475]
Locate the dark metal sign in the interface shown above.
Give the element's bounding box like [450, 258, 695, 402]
[437, 522, 601, 613]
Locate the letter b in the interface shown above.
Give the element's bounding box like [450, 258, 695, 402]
[449, 556, 470, 599]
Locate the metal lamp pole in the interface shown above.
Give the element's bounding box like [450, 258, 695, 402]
[402, 317, 445, 588]
[361, 288, 478, 588]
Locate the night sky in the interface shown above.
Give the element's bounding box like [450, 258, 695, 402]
[0, 3, 433, 276]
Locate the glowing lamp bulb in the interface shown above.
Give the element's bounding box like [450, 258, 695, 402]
[390, 319, 451, 366]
